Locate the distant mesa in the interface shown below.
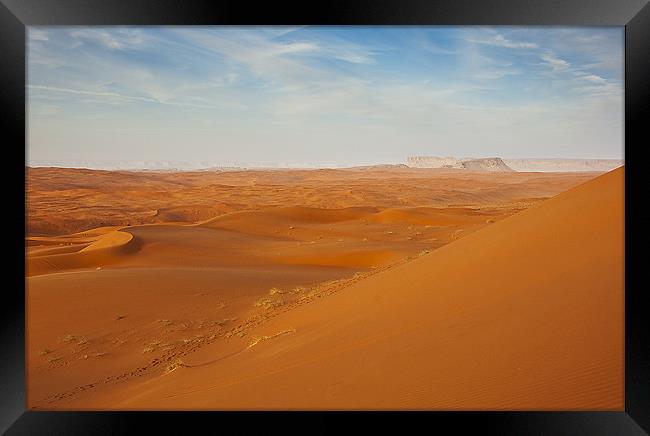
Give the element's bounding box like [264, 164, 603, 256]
[407, 156, 623, 172]
[347, 164, 410, 170]
[407, 156, 514, 172]
[458, 158, 514, 172]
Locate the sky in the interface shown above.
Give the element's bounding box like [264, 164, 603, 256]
[27, 26, 624, 169]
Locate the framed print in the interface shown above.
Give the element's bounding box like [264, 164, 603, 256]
[2, 0, 649, 434]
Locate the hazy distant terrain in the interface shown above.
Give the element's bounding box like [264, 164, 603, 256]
[407, 156, 623, 172]
[503, 158, 624, 172]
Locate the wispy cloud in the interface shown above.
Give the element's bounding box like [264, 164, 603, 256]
[28, 84, 240, 110]
[541, 52, 571, 71]
[420, 39, 455, 55]
[68, 28, 150, 50]
[539, 50, 617, 100]
[469, 32, 538, 49]
[582, 74, 607, 84]
[29, 84, 157, 102]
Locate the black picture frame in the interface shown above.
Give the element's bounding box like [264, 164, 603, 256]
[2, 1, 648, 434]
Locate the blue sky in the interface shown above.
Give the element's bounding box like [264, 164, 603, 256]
[27, 26, 624, 168]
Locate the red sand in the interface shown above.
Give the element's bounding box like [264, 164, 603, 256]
[25, 167, 622, 409]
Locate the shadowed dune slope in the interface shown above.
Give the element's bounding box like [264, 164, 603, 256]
[202, 206, 380, 226]
[27, 230, 137, 277]
[108, 167, 623, 410]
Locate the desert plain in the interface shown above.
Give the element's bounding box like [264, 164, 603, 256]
[25, 165, 624, 410]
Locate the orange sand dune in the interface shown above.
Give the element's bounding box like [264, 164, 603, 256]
[25, 167, 620, 410]
[71, 167, 623, 410]
[25, 202, 515, 277]
[28, 198, 496, 403]
[367, 206, 489, 226]
[27, 166, 598, 236]
[27, 230, 136, 277]
[204, 206, 381, 225]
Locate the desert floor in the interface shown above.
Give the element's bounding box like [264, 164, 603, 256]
[25, 166, 623, 410]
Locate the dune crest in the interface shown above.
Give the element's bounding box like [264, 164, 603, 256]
[27, 229, 138, 276]
[79, 230, 134, 252]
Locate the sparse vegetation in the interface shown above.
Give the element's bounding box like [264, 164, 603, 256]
[419, 250, 430, 256]
[214, 318, 232, 327]
[254, 296, 285, 310]
[142, 340, 172, 353]
[247, 328, 296, 349]
[166, 359, 184, 373]
[142, 340, 162, 353]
